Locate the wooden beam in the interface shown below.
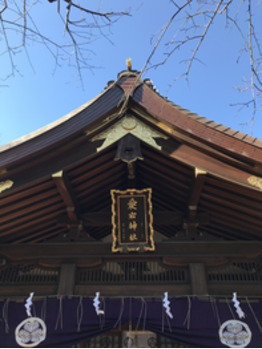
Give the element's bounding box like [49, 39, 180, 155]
[1, 241, 262, 263]
[75, 284, 191, 297]
[208, 284, 262, 297]
[2, 283, 261, 298]
[0, 285, 58, 297]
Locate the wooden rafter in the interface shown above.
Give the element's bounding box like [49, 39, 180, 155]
[0, 206, 65, 237]
[0, 139, 102, 196]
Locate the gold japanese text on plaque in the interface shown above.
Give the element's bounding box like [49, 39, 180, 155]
[111, 188, 155, 253]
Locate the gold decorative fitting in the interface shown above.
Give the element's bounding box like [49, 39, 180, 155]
[0, 179, 14, 193]
[126, 58, 132, 71]
[52, 170, 63, 178]
[195, 168, 207, 176]
[247, 175, 262, 191]
[91, 117, 168, 152]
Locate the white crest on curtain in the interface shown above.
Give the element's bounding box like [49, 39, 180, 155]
[219, 320, 252, 348]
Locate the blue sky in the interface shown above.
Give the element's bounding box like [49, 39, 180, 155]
[0, 0, 261, 146]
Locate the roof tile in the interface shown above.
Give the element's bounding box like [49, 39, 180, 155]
[253, 139, 262, 147]
[196, 117, 212, 124]
[233, 132, 249, 140]
[243, 135, 257, 144]
[224, 128, 239, 136]
[205, 121, 221, 128]
[214, 125, 230, 132]
[184, 112, 201, 120]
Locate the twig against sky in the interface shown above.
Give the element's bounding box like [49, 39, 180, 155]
[0, 0, 130, 83]
[141, 0, 262, 130]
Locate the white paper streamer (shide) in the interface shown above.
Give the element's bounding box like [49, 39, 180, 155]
[232, 292, 245, 319]
[163, 292, 173, 319]
[25, 292, 34, 317]
[93, 292, 105, 316]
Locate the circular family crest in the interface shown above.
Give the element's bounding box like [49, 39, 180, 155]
[121, 116, 137, 131]
[219, 319, 252, 348]
[15, 317, 47, 348]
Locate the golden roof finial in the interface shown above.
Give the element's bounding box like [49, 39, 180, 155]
[126, 58, 132, 71]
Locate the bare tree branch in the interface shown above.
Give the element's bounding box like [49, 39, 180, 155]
[0, 0, 7, 14]
[141, 0, 193, 75]
[0, 0, 130, 83]
[23, 0, 26, 45]
[143, 0, 262, 130]
[185, 0, 224, 78]
[117, 0, 193, 116]
[66, 1, 130, 21]
[248, 0, 262, 91]
[0, 14, 19, 78]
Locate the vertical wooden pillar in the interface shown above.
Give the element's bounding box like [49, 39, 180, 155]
[57, 263, 76, 295]
[189, 263, 208, 295]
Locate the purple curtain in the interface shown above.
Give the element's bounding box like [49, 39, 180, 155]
[1, 296, 262, 347]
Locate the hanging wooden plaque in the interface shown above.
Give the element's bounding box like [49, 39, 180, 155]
[111, 188, 155, 253]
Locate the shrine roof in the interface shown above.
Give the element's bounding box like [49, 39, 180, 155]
[0, 69, 261, 248]
[0, 69, 261, 171]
